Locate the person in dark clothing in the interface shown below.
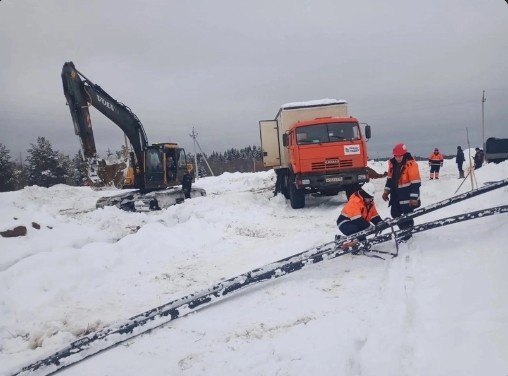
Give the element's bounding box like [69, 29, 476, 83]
[166, 156, 177, 181]
[474, 147, 484, 170]
[382, 143, 422, 242]
[456, 146, 465, 178]
[181, 170, 193, 199]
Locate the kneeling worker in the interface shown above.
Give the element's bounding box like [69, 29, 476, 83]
[336, 183, 382, 242]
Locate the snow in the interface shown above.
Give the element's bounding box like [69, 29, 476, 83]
[1, 159, 508, 376]
[281, 98, 347, 109]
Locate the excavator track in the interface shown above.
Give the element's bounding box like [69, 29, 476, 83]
[96, 187, 207, 212]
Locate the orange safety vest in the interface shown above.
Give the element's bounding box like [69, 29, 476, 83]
[338, 192, 381, 225]
[385, 156, 421, 204]
[428, 152, 444, 166]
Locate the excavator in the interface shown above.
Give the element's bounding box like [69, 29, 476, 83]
[61, 61, 205, 211]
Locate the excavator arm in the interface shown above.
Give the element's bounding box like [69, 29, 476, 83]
[61, 62, 97, 160]
[61, 61, 148, 168]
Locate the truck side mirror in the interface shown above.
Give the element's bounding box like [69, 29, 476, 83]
[364, 125, 371, 140]
[282, 133, 289, 147]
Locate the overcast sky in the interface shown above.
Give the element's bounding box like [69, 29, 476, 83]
[1, 0, 507, 161]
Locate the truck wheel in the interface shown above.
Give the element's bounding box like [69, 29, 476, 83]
[281, 174, 290, 199]
[289, 182, 305, 209]
[345, 183, 361, 200]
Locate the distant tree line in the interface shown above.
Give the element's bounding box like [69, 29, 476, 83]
[0, 139, 265, 192]
[190, 145, 267, 177]
[1, 138, 466, 193]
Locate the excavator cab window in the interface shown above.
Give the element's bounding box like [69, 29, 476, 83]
[147, 149, 162, 172]
[144, 147, 165, 189]
[177, 149, 187, 169]
[166, 149, 178, 182]
[167, 148, 188, 183]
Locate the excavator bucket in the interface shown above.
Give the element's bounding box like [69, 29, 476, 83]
[85, 159, 128, 189]
[98, 160, 128, 188]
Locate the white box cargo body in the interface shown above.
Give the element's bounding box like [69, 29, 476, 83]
[259, 99, 348, 168]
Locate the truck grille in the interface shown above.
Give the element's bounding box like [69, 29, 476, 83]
[312, 159, 353, 170]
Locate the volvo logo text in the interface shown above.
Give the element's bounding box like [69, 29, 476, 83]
[96, 94, 115, 112]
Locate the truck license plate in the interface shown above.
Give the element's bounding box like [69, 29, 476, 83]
[326, 177, 342, 182]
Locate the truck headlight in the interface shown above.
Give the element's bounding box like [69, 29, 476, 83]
[297, 179, 310, 186]
[358, 174, 367, 180]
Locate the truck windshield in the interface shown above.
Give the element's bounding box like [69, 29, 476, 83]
[296, 122, 360, 144]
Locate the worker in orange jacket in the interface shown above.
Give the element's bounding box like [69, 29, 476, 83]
[336, 182, 382, 240]
[428, 147, 444, 180]
[382, 143, 421, 241]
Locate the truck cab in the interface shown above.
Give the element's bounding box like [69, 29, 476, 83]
[285, 116, 370, 193]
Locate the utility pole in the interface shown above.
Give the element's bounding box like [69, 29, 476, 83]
[189, 127, 215, 179]
[481, 90, 486, 152]
[190, 127, 199, 180]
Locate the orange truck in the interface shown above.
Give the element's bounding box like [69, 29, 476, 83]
[259, 99, 371, 209]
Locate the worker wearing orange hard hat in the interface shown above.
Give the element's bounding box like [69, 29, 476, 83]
[382, 143, 422, 242]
